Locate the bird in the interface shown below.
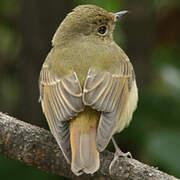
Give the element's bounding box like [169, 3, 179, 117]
[39, 4, 138, 176]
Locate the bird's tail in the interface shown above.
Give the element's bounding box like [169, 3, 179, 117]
[70, 109, 100, 176]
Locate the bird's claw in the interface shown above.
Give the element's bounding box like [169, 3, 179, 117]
[109, 150, 132, 175]
[122, 151, 132, 158]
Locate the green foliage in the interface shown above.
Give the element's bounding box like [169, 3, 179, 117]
[0, 0, 21, 17]
[0, 76, 21, 110]
[144, 129, 180, 176]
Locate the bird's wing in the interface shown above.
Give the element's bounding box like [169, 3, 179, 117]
[39, 62, 84, 163]
[83, 61, 135, 152]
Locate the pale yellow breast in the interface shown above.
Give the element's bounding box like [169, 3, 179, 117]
[115, 80, 138, 133]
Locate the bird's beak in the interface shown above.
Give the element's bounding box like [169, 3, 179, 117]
[114, 10, 129, 22]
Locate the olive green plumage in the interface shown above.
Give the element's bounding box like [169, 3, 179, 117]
[39, 4, 138, 176]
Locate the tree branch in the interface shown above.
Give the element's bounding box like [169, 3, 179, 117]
[0, 112, 178, 180]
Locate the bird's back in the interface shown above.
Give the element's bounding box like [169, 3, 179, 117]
[50, 40, 129, 85]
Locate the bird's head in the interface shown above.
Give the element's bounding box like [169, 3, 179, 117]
[52, 5, 128, 46]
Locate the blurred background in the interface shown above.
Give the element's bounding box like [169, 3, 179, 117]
[0, 0, 180, 179]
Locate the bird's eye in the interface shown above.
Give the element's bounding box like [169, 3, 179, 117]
[97, 25, 107, 35]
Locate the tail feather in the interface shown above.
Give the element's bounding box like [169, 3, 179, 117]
[80, 128, 99, 174]
[70, 110, 99, 176]
[70, 126, 83, 175]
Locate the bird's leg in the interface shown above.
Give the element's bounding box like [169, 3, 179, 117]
[109, 137, 132, 174]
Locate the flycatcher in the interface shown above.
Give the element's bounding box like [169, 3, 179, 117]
[39, 4, 138, 176]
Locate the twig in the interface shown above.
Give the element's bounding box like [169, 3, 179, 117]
[0, 112, 178, 180]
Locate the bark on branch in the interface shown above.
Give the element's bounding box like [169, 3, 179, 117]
[0, 112, 178, 180]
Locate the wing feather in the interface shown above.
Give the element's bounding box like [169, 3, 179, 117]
[83, 61, 135, 152]
[39, 62, 84, 162]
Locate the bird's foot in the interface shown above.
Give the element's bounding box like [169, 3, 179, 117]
[109, 148, 132, 175]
